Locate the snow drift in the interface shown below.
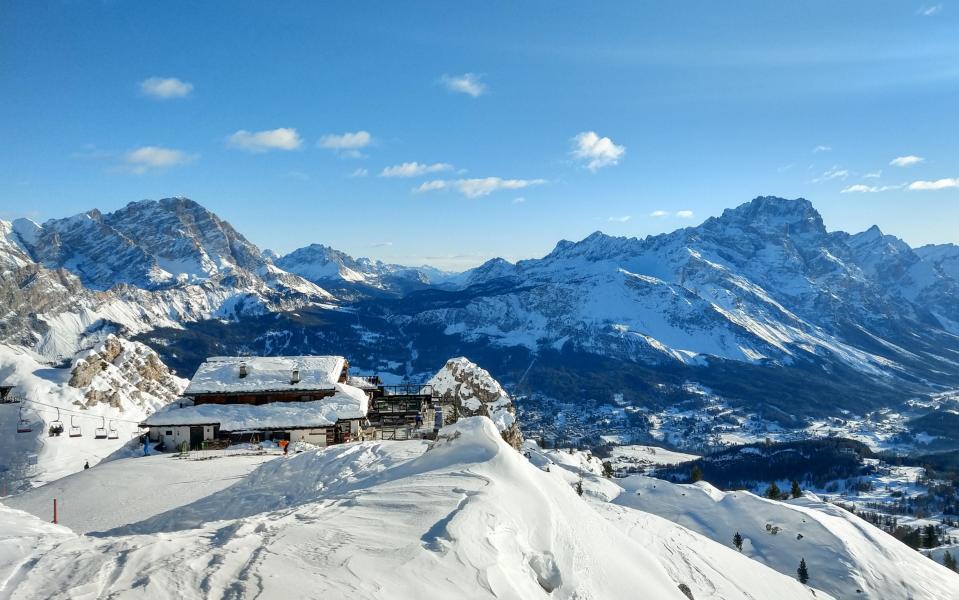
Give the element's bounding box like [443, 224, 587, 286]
[0, 417, 829, 599]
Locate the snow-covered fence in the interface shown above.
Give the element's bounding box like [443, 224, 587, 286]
[179, 446, 280, 461]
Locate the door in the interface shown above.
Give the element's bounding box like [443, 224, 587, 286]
[189, 426, 204, 450]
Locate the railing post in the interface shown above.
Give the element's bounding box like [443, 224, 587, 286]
[53, 498, 58, 524]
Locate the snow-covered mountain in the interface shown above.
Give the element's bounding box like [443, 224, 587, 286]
[0, 198, 333, 360]
[381, 197, 959, 407]
[420, 197, 959, 370]
[6, 195, 959, 423]
[276, 242, 455, 297]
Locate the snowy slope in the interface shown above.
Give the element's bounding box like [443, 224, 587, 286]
[0, 338, 185, 492]
[528, 443, 959, 599]
[0, 418, 831, 599]
[615, 476, 959, 599]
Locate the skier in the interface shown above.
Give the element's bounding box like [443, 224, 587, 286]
[279, 439, 289, 455]
[83, 460, 89, 470]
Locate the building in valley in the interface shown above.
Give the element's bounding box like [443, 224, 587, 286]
[142, 355, 451, 451]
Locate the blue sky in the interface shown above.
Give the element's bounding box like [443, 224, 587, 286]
[1, 1, 958, 270]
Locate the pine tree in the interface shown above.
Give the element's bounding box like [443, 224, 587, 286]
[765, 482, 782, 500]
[690, 465, 703, 483]
[944, 550, 957, 572]
[791, 480, 802, 499]
[733, 532, 743, 552]
[602, 461, 614, 478]
[575, 479, 584, 496]
[797, 558, 809, 584]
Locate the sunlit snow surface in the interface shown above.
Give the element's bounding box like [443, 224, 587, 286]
[0, 418, 844, 600]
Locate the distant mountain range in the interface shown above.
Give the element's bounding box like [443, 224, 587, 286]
[4, 195, 959, 421]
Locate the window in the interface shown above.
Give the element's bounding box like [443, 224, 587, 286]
[165, 430, 173, 436]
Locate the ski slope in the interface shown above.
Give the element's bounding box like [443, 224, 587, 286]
[0, 417, 832, 600]
[3, 453, 277, 534]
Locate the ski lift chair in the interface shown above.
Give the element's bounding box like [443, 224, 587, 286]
[107, 420, 119, 440]
[48, 408, 64, 437]
[16, 405, 32, 433]
[69, 415, 82, 438]
[94, 416, 107, 440]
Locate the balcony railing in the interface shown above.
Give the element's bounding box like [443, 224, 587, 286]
[379, 383, 433, 397]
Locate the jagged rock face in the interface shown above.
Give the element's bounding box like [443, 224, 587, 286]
[68, 335, 186, 409]
[0, 199, 333, 360]
[428, 357, 522, 449]
[11, 198, 268, 290]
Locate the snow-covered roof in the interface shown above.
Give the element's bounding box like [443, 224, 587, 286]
[144, 383, 368, 429]
[184, 356, 346, 395]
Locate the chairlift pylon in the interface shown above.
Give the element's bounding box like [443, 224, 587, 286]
[94, 416, 107, 440]
[68, 415, 82, 438]
[16, 405, 32, 433]
[48, 408, 64, 437]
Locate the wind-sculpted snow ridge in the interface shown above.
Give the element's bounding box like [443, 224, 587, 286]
[0, 417, 830, 599]
[529, 444, 959, 600]
[0, 339, 185, 491]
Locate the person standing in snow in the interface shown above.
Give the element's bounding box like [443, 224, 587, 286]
[83, 461, 89, 470]
[279, 439, 289, 455]
[415, 414, 423, 430]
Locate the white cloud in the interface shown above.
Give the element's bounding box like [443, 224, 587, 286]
[676, 210, 695, 219]
[512, 196, 526, 204]
[319, 130, 372, 150]
[909, 177, 959, 190]
[140, 77, 193, 99]
[571, 131, 626, 171]
[777, 163, 794, 173]
[227, 128, 302, 152]
[415, 177, 546, 198]
[414, 180, 449, 193]
[349, 168, 369, 178]
[812, 145, 832, 153]
[122, 146, 196, 174]
[840, 183, 903, 193]
[318, 131, 373, 157]
[649, 210, 670, 218]
[440, 73, 487, 97]
[864, 170, 882, 179]
[370, 241, 393, 248]
[890, 155, 924, 167]
[457, 177, 546, 198]
[812, 165, 849, 182]
[380, 162, 454, 178]
[919, 4, 942, 15]
[607, 215, 632, 223]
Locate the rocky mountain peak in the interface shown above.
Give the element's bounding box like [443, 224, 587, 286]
[708, 196, 825, 237]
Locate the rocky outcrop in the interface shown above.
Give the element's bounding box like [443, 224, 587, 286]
[428, 357, 523, 449]
[69, 335, 186, 409]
